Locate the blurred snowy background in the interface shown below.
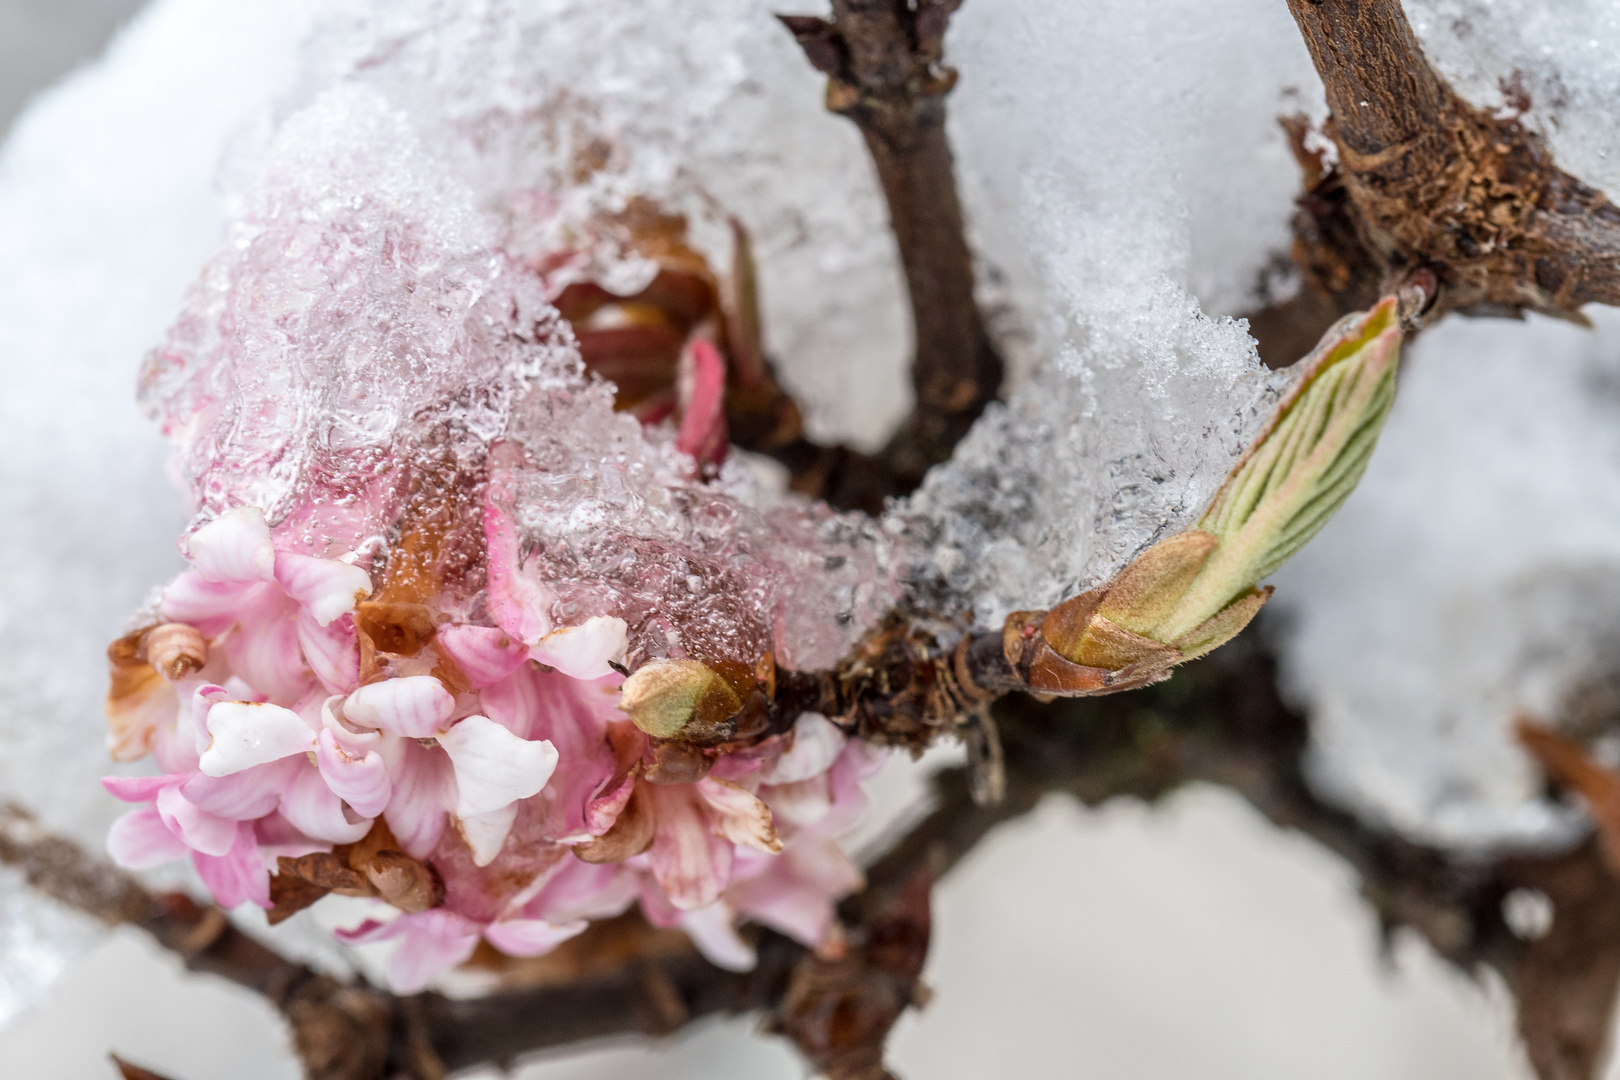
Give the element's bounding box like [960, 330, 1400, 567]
[0, 0, 1613, 1077]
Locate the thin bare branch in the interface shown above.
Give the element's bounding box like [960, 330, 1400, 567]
[776, 1, 1003, 512]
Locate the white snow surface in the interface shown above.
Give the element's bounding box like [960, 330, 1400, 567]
[1407, 0, 1620, 200]
[904, 0, 1312, 621]
[1274, 309, 1620, 850]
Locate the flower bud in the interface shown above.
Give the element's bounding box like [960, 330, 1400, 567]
[618, 658, 743, 739]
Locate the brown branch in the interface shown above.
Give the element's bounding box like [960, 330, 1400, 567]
[1281, 0, 1620, 326]
[19, 631, 1619, 1080]
[775, 1, 1004, 512]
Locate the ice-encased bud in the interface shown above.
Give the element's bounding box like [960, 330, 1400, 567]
[1022, 298, 1403, 693]
[618, 658, 742, 739]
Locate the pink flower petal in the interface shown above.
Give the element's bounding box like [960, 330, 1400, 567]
[527, 616, 628, 680]
[191, 821, 270, 909]
[198, 700, 318, 777]
[520, 859, 639, 925]
[160, 572, 269, 636]
[106, 806, 191, 869]
[298, 611, 360, 695]
[344, 676, 455, 738]
[317, 728, 392, 818]
[155, 784, 239, 856]
[279, 761, 373, 845]
[483, 918, 587, 958]
[679, 903, 755, 972]
[274, 552, 373, 626]
[646, 784, 733, 911]
[675, 337, 729, 469]
[759, 775, 833, 829]
[435, 624, 528, 690]
[728, 839, 862, 947]
[181, 758, 300, 818]
[383, 739, 455, 859]
[184, 507, 276, 584]
[101, 773, 185, 803]
[222, 589, 313, 704]
[336, 910, 482, 995]
[584, 769, 637, 836]
[438, 715, 558, 818]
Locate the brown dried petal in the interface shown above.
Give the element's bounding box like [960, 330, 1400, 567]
[365, 850, 442, 913]
[140, 623, 209, 681]
[268, 868, 331, 926]
[1518, 719, 1620, 876]
[574, 783, 656, 864]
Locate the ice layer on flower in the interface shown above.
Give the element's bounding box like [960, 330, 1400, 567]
[103, 84, 893, 991]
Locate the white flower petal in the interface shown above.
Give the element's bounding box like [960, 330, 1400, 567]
[186, 507, 276, 583]
[198, 701, 317, 777]
[455, 803, 519, 867]
[439, 714, 558, 818]
[274, 552, 373, 626]
[759, 712, 845, 785]
[343, 676, 455, 738]
[528, 616, 627, 680]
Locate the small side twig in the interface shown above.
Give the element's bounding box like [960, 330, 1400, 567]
[777, 0, 1003, 512]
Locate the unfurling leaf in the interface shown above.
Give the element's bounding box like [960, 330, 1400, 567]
[1022, 297, 1402, 691]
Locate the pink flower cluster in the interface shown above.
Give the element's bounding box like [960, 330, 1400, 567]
[105, 502, 881, 992]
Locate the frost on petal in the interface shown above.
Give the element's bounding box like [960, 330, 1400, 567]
[436, 624, 528, 690]
[484, 452, 555, 647]
[181, 757, 299, 819]
[680, 903, 755, 972]
[317, 729, 392, 818]
[107, 806, 191, 870]
[646, 784, 733, 911]
[483, 917, 587, 957]
[192, 822, 271, 909]
[298, 610, 360, 694]
[198, 701, 317, 777]
[438, 715, 559, 819]
[344, 676, 455, 738]
[280, 761, 373, 844]
[698, 777, 782, 854]
[384, 739, 455, 859]
[155, 784, 238, 856]
[528, 616, 628, 681]
[274, 551, 373, 626]
[455, 803, 520, 867]
[184, 507, 276, 584]
[759, 713, 845, 785]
